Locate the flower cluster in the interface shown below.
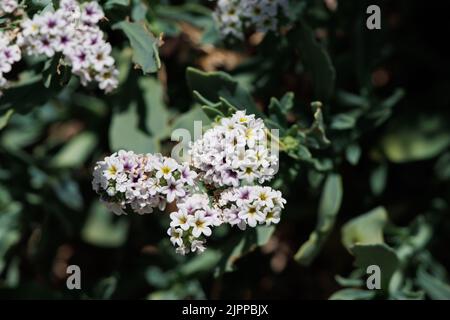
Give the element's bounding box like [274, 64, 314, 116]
[92, 150, 197, 215]
[0, 0, 18, 14]
[168, 193, 222, 255]
[16, 0, 118, 92]
[213, 0, 289, 39]
[219, 186, 286, 230]
[93, 112, 286, 256]
[0, 31, 21, 96]
[189, 110, 278, 187]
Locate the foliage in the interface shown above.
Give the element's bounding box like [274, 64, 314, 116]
[0, 0, 449, 300]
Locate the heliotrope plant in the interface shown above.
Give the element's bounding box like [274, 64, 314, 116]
[92, 110, 286, 255]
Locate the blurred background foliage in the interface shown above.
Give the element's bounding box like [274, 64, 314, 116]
[0, 0, 449, 299]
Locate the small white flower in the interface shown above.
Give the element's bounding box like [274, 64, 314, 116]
[167, 227, 183, 247]
[191, 211, 212, 237]
[103, 200, 126, 216]
[191, 239, 206, 253]
[1, 0, 18, 13]
[170, 210, 193, 231]
[103, 158, 123, 180]
[81, 1, 104, 24]
[175, 245, 189, 255]
[161, 178, 186, 203]
[264, 207, 281, 225]
[155, 158, 178, 180]
[180, 164, 197, 186]
[238, 204, 264, 227]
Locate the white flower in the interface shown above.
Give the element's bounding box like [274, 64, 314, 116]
[167, 227, 183, 247]
[161, 178, 186, 203]
[191, 211, 212, 237]
[96, 67, 119, 93]
[180, 164, 197, 186]
[81, 1, 104, 25]
[170, 210, 193, 231]
[175, 245, 189, 255]
[264, 207, 281, 225]
[255, 187, 274, 208]
[155, 158, 178, 179]
[103, 158, 123, 180]
[103, 200, 126, 216]
[0, 0, 18, 13]
[191, 239, 206, 253]
[204, 206, 223, 227]
[238, 203, 264, 227]
[91, 43, 115, 71]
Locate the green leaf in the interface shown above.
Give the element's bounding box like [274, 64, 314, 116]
[0, 198, 22, 273]
[113, 21, 161, 74]
[335, 272, 365, 287]
[139, 77, 170, 139]
[380, 114, 450, 163]
[329, 288, 376, 300]
[345, 144, 361, 165]
[93, 276, 118, 299]
[0, 109, 14, 131]
[295, 174, 343, 265]
[186, 67, 260, 116]
[50, 175, 83, 211]
[342, 206, 388, 251]
[104, 0, 129, 10]
[171, 106, 211, 137]
[416, 267, 450, 300]
[370, 163, 388, 196]
[81, 201, 129, 248]
[352, 244, 400, 292]
[255, 225, 276, 246]
[294, 20, 336, 101]
[109, 103, 159, 154]
[50, 132, 97, 168]
[331, 113, 357, 130]
[268, 92, 294, 129]
[176, 250, 222, 279]
[318, 173, 343, 218]
[0, 76, 54, 114]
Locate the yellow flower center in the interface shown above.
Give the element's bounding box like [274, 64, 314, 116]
[108, 165, 117, 175]
[162, 166, 171, 175]
[196, 220, 204, 228]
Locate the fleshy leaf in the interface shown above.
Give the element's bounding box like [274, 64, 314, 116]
[342, 206, 388, 251]
[295, 174, 343, 265]
[113, 21, 161, 74]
